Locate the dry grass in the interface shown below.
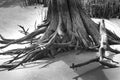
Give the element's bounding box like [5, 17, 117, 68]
[83, 0, 120, 18]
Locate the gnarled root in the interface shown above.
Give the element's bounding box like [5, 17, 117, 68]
[0, 27, 47, 49]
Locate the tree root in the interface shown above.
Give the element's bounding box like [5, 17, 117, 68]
[37, 21, 50, 29]
[0, 34, 15, 41]
[0, 27, 47, 49]
[0, 44, 37, 55]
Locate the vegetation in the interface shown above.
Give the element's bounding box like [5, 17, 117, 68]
[23, 0, 120, 18]
[22, 0, 49, 6]
[83, 0, 120, 18]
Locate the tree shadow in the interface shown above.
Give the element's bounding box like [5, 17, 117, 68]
[5, 50, 82, 71]
[73, 66, 109, 80]
[44, 50, 109, 80]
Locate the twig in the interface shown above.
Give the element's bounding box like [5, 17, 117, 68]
[18, 25, 29, 35]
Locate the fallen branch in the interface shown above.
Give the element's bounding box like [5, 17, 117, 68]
[70, 57, 119, 69]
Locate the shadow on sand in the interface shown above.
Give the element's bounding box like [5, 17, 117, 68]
[0, 50, 116, 80]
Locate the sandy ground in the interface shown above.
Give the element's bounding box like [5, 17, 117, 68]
[0, 4, 47, 52]
[0, 6, 45, 39]
[0, 1, 120, 80]
[0, 51, 101, 80]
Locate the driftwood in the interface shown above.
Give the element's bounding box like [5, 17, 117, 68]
[99, 19, 107, 61]
[70, 57, 119, 69]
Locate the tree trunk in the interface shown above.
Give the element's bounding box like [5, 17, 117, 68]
[38, 0, 100, 49]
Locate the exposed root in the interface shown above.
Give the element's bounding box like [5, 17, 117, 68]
[0, 34, 15, 42]
[0, 27, 47, 49]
